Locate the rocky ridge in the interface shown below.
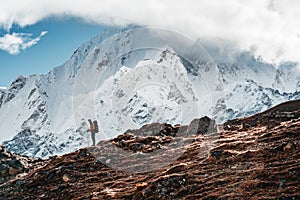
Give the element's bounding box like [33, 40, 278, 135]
[0, 100, 299, 199]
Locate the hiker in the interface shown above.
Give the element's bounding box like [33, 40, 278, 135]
[88, 119, 99, 146]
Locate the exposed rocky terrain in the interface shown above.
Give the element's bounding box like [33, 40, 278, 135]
[0, 100, 299, 199]
[0, 145, 37, 185]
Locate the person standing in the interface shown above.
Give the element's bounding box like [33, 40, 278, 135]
[88, 119, 96, 146]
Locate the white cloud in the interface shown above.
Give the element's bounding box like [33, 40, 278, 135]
[0, 0, 299, 64]
[0, 31, 48, 55]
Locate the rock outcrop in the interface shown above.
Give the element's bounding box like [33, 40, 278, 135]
[0, 102, 299, 199]
[0, 145, 35, 185]
[224, 99, 300, 130]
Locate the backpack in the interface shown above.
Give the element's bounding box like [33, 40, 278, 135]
[93, 120, 99, 133]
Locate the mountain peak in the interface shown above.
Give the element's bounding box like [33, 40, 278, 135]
[0, 27, 299, 159]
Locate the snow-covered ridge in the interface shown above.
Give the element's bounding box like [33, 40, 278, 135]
[0, 27, 299, 158]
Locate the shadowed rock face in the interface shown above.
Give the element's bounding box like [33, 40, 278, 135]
[0, 103, 300, 199]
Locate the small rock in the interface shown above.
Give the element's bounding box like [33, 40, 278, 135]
[56, 185, 67, 193]
[8, 167, 22, 175]
[0, 163, 9, 175]
[47, 171, 55, 180]
[130, 143, 144, 151]
[8, 159, 23, 169]
[15, 180, 24, 187]
[62, 174, 71, 182]
[78, 149, 88, 158]
[135, 182, 148, 190]
[283, 143, 292, 152]
[210, 150, 223, 159]
[241, 122, 251, 131]
[278, 179, 286, 189]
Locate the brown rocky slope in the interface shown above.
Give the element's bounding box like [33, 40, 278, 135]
[0, 100, 299, 199]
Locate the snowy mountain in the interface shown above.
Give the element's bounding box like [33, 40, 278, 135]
[210, 51, 300, 122]
[1, 27, 299, 158]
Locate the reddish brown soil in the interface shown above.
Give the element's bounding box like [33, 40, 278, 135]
[0, 101, 299, 199]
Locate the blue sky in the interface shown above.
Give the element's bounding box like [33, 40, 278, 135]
[0, 17, 105, 87]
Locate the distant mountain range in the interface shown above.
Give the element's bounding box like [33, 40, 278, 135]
[0, 27, 299, 158]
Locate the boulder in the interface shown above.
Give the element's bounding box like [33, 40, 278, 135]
[186, 116, 217, 135]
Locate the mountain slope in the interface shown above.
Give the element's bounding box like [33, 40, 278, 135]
[1, 100, 299, 199]
[0, 27, 299, 158]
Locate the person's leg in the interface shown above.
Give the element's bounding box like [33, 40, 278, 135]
[91, 132, 96, 146]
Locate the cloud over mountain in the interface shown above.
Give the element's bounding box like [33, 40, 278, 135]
[0, 0, 300, 64]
